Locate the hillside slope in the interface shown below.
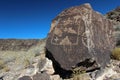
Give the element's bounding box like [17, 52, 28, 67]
[106, 6, 120, 45]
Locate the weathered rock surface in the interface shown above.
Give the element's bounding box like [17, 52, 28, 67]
[50, 75, 61, 80]
[18, 76, 32, 80]
[33, 72, 50, 80]
[46, 3, 115, 74]
[39, 58, 55, 75]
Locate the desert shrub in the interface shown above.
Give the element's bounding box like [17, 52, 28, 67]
[72, 73, 90, 80]
[0, 60, 5, 70]
[112, 47, 120, 60]
[3, 66, 10, 72]
[23, 59, 30, 68]
[0, 51, 21, 64]
[71, 67, 86, 78]
[0, 60, 10, 72]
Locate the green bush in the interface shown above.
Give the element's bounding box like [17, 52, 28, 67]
[112, 47, 120, 60]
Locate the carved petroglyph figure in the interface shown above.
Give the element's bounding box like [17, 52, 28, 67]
[54, 27, 63, 37]
[60, 36, 72, 52]
[50, 17, 81, 53]
[60, 36, 72, 45]
[68, 27, 77, 34]
[51, 18, 80, 47]
[81, 9, 95, 55]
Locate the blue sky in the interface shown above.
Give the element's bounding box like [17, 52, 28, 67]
[0, 0, 120, 39]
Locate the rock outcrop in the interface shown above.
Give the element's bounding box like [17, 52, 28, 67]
[46, 3, 115, 77]
[106, 6, 120, 22]
[106, 6, 120, 46]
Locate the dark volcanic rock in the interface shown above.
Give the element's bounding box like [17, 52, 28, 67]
[46, 3, 115, 75]
[33, 72, 50, 80]
[18, 76, 32, 80]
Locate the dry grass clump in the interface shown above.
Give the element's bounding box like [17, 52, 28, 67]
[0, 43, 45, 78]
[71, 74, 90, 80]
[112, 47, 120, 60]
[0, 59, 10, 72]
[0, 42, 46, 72]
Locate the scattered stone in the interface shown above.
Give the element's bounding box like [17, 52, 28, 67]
[0, 75, 4, 80]
[50, 75, 61, 80]
[103, 74, 120, 80]
[18, 76, 32, 80]
[33, 72, 50, 80]
[40, 58, 55, 75]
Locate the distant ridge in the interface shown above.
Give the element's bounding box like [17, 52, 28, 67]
[0, 39, 46, 51]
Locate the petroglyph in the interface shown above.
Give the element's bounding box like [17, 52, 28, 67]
[60, 36, 72, 45]
[74, 15, 81, 23]
[68, 27, 77, 34]
[82, 32, 87, 47]
[60, 36, 73, 52]
[81, 9, 95, 54]
[51, 21, 80, 46]
[63, 27, 77, 34]
[46, 3, 115, 71]
[64, 18, 73, 26]
[54, 37, 59, 42]
[54, 27, 63, 37]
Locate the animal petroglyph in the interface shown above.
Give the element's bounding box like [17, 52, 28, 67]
[51, 19, 80, 46]
[54, 27, 63, 37]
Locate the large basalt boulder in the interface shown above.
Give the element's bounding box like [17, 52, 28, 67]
[46, 3, 115, 72]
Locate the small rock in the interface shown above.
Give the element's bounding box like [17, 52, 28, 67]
[114, 79, 120, 80]
[40, 58, 55, 75]
[33, 72, 50, 80]
[18, 76, 32, 80]
[50, 75, 61, 80]
[110, 74, 120, 79]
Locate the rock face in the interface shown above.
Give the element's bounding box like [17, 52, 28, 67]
[46, 3, 115, 73]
